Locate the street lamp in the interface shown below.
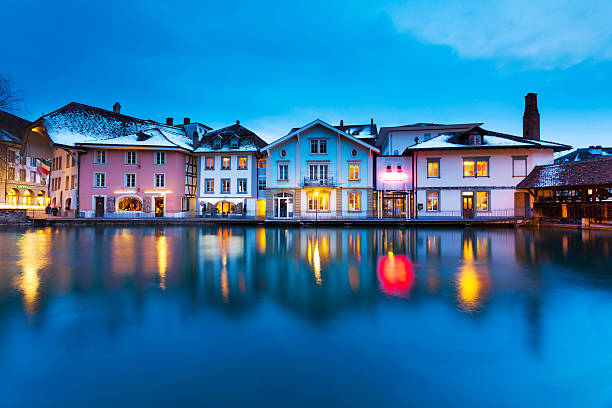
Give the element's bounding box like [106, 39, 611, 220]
[314, 191, 319, 222]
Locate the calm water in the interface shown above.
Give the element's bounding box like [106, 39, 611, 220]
[0, 226, 611, 407]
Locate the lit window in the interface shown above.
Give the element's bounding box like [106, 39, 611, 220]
[125, 173, 136, 188]
[349, 192, 361, 211]
[95, 172, 106, 188]
[205, 179, 214, 193]
[155, 152, 166, 165]
[258, 158, 266, 168]
[427, 191, 439, 211]
[278, 164, 288, 181]
[221, 179, 230, 193]
[222, 157, 231, 169]
[427, 159, 439, 178]
[349, 164, 360, 180]
[307, 191, 329, 211]
[464, 159, 488, 177]
[95, 150, 106, 164]
[125, 151, 137, 165]
[155, 173, 165, 188]
[238, 178, 247, 193]
[238, 156, 247, 169]
[476, 191, 488, 211]
[463, 160, 475, 177]
[205, 157, 215, 170]
[7, 167, 15, 180]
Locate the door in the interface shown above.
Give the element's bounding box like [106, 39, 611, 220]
[279, 198, 288, 218]
[155, 197, 164, 217]
[95, 197, 105, 217]
[462, 192, 474, 218]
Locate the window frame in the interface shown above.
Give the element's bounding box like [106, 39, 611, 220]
[475, 190, 490, 212]
[124, 172, 136, 188]
[237, 178, 248, 194]
[221, 156, 231, 170]
[205, 157, 215, 170]
[238, 156, 248, 170]
[426, 190, 440, 212]
[348, 162, 360, 181]
[278, 163, 289, 181]
[94, 150, 107, 165]
[463, 157, 489, 178]
[427, 158, 440, 178]
[155, 152, 166, 166]
[348, 191, 361, 212]
[154, 173, 166, 188]
[205, 178, 214, 193]
[94, 172, 106, 188]
[125, 151, 137, 166]
[221, 178, 231, 193]
[512, 156, 528, 177]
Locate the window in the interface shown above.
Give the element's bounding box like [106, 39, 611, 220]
[397, 165, 403, 172]
[20, 169, 26, 181]
[181, 198, 190, 212]
[155, 152, 166, 165]
[310, 139, 327, 154]
[258, 179, 266, 191]
[65, 176, 69, 189]
[72, 156, 77, 167]
[469, 134, 482, 145]
[238, 178, 247, 193]
[221, 178, 230, 193]
[30, 171, 37, 183]
[118, 197, 143, 212]
[258, 158, 266, 168]
[213, 139, 221, 149]
[95, 172, 106, 188]
[66, 154, 71, 167]
[307, 191, 330, 211]
[386, 165, 392, 172]
[7, 167, 15, 180]
[463, 158, 488, 177]
[230, 139, 239, 149]
[320, 165, 328, 180]
[8, 150, 16, 163]
[349, 164, 360, 180]
[222, 157, 231, 169]
[280, 149, 286, 158]
[513, 156, 527, 177]
[278, 164, 288, 181]
[476, 191, 489, 211]
[238, 156, 247, 169]
[71, 175, 76, 189]
[94, 150, 106, 164]
[427, 158, 440, 178]
[205, 157, 215, 170]
[349, 192, 361, 211]
[30, 157, 37, 167]
[351, 148, 358, 157]
[205, 178, 214, 193]
[125, 173, 136, 188]
[125, 151, 137, 165]
[155, 173, 165, 188]
[427, 191, 439, 211]
[58, 157, 62, 169]
[309, 165, 318, 180]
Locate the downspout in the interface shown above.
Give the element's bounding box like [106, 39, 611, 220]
[76, 150, 81, 217]
[413, 150, 417, 219]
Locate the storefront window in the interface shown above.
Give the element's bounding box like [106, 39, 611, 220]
[349, 192, 360, 211]
[118, 197, 143, 211]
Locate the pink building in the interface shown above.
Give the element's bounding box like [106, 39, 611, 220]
[28, 102, 199, 217]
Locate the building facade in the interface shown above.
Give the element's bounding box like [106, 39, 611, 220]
[263, 119, 379, 219]
[373, 155, 414, 218]
[194, 122, 268, 217]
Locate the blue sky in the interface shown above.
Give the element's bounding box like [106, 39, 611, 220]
[2, 0, 611, 146]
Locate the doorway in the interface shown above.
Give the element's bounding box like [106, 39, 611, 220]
[155, 197, 164, 217]
[274, 193, 293, 218]
[462, 192, 474, 218]
[95, 197, 105, 217]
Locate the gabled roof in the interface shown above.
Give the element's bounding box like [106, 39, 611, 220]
[378, 123, 482, 148]
[0, 109, 30, 143]
[263, 119, 380, 153]
[33, 102, 195, 151]
[335, 123, 377, 138]
[194, 123, 267, 153]
[554, 146, 612, 164]
[407, 126, 570, 152]
[517, 156, 612, 189]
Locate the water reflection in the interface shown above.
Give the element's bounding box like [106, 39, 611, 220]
[14, 228, 51, 315]
[456, 236, 490, 312]
[377, 252, 414, 298]
[156, 233, 168, 290]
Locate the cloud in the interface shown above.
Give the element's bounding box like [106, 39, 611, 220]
[388, 0, 612, 68]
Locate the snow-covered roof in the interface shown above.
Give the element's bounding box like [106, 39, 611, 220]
[264, 119, 380, 153]
[554, 146, 612, 163]
[408, 127, 570, 152]
[0, 109, 30, 144]
[517, 156, 612, 189]
[194, 123, 267, 153]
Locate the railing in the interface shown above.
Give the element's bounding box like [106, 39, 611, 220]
[533, 202, 612, 221]
[302, 177, 335, 187]
[416, 208, 531, 219]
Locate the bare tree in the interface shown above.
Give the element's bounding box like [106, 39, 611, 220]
[0, 74, 25, 114]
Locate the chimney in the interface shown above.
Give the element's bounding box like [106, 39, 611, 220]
[370, 118, 374, 135]
[588, 145, 603, 155]
[340, 120, 344, 127]
[236, 120, 240, 125]
[192, 131, 199, 149]
[523, 93, 540, 140]
[166, 117, 173, 126]
[113, 102, 121, 113]
[184, 117, 190, 125]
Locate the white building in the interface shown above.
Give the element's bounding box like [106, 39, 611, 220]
[194, 121, 268, 217]
[409, 125, 570, 218]
[377, 123, 481, 155]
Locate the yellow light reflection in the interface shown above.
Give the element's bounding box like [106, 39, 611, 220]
[256, 228, 266, 254]
[157, 235, 168, 290]
[313, 241, 322, 285]
[15, 229, 51, 315]
[349, 266, 360, 292]
[456, 238, 488, 313]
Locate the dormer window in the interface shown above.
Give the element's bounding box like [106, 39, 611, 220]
[213, 139, 222, 149]
[230, 139, 239, 149]
[469, 135, 482, 145]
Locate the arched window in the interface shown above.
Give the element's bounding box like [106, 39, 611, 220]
[22, 190, 33, 205]
[118, 196, 143, 211]
[37, 191, 46, 206]
[216, 201, 235, 214]
[8, 188, 19, 206]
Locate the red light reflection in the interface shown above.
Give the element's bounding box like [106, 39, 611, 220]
[377, 252, 415, 298]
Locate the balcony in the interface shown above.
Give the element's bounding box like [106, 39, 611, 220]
[303, 177, 335, 187]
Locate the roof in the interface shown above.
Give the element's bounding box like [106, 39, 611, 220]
[407, 126, 570, 152]
[34, 102, 196, 151]
[264, 119, 380, 153]
[554, 146, 612, 164]
[0, 109, 30, 143]
[517, 156, 612, 189]
[335, 123, 377, 138]
[378, 123, 482, 148]
[194, 123, 267, 153]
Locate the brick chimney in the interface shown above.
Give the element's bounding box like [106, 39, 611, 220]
[523, 93, 540, 140]
[236, 120, 240, 125]
[340, 120, 344, 127]
[166, 117, 173, 126]
[184, 117, 190, 125]
[113, 102, 121, 113]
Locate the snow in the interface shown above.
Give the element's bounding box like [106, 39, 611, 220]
[410, 133, 564, 150]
